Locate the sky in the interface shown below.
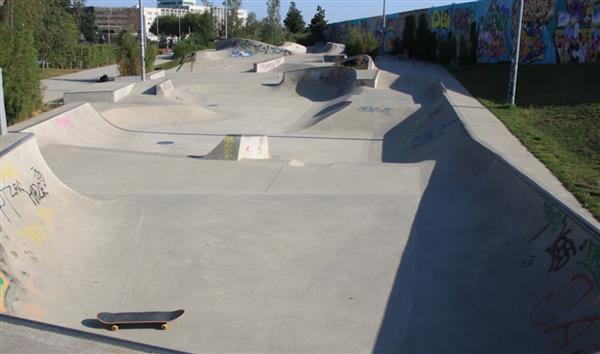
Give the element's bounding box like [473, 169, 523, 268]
[87, 0, 475, 23]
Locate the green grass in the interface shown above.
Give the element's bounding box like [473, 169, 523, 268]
[154, 59, 180, 71]
[41, 68, 84, 79]
[453, 63, 600, 221]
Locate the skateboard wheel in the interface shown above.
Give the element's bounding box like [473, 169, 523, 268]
[110, 325, 119, 331]
[161, 323, 168, 330]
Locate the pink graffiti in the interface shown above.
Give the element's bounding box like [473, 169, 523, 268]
[55, 116, 74, 128]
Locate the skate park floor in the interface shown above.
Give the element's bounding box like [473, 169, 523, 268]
[1, 49, 600, 354]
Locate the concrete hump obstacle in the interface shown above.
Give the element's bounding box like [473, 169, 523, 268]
[204, 135, 270, 161]
[216, 38, 292, 56]
[254, 56, 285, 73]
[63, 82, 134, 104]
[154, 78, 175, 97]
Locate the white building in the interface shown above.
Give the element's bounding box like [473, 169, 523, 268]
[143, 5, 248, 41]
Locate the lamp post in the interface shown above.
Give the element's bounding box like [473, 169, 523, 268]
[139, 0, 146, 81]
[224, 0, 228, 40]
[0, 68, 7, 136]
[507, 0, 524, 105]
[381, 0, 387, 53]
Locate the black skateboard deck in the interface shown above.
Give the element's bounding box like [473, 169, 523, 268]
[97, 309, 184, 331]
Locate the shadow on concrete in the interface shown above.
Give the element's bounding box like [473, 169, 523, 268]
[372, 58, 600, 353]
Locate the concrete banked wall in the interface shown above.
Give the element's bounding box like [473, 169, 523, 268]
[375, 79, 600, 353]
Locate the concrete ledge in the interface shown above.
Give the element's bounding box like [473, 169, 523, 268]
[254, 56, 285, 73]
[148, 70, 166, 80]
[63, 82, 134, 103]
[356, 69, 380, 88]
[155, 78, 175, 97]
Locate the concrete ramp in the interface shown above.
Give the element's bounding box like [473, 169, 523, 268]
[268, 66, 357, 102]
[204, 135, 270, 160]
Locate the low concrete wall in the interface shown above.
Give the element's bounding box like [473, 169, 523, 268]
[254, 56, 285, 73]
[148, 70, 166, 80]
[155, 78, 175, 97]
[356, 69, 380, 88]
[63, 82, 134, 104]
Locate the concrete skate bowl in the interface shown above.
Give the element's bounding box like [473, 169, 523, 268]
[267, 66, 357, 102]
[373, 77, 600, 354]
[307, 42, 346, 55]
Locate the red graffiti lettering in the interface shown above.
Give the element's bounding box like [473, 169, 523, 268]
[530, 273, 594, 326]
[543, 315, 600, 352]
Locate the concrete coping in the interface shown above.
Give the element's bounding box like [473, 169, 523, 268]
[441, 82, 600, 234]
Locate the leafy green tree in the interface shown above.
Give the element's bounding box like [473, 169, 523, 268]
[308, 5, 327, 39]
[71, 0, 98, 42]
[284, 1, 305, 33]
[0, 0, 42, 124]
[261, 0, 283, 45]
[243, 12, 262, 40]
[150, 15, 180, 38]
[402, 14, 416, 57]
[183, 12, 215, 40]
[36, 0, 80, 68]
[222, 0, 244, 38]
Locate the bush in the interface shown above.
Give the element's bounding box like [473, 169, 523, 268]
[344, 28, 379, 58]
[0, 20, 42, 124]
[144, 43, 158, 73]
[76, 44, 116, 69]
[174, 33, 208, 60]
[116, 32, 141, 76]
[286, 31, 321, 46]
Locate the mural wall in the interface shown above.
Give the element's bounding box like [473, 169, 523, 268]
[324, 0, 600, 63]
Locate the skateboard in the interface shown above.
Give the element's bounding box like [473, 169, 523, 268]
[97, 309, 184, 331]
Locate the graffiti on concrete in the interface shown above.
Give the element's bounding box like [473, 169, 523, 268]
[0, 271, 8, 312]
[0, 166, 49, 224]
[326, 0, 596, 63]
[555, 0, 600, 63]
[513, 0, 557, 63]
[478, 0, 511, 61]
[523, 200, 600, 353]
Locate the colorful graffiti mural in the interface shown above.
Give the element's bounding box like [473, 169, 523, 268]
[478, 0, 512, 61]
[325, 0, 600, 63]
[555, 0, 600, 63]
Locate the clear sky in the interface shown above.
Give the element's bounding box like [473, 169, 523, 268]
[87, 0, 473, 23]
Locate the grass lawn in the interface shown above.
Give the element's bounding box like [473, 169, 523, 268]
[453, 63, 600, 221]
[41, 68, 84, 79]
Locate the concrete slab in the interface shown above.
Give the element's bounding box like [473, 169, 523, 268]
[64, 82, 134, 103]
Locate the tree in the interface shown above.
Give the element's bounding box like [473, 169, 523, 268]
[0, 0, 42, 124]
[36, 0, 80, 68]
[284, 1, 305, 33]
[309, 5, 327, 35]
[150, 15, 180, 38]
[243, 12, 262, 40]
[71, 0, 98, 42]
[223, 0, 244, 38]
[402, 14, 416, 57]
[261, 0, 283, 45]
[415, 13, 430, 60]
